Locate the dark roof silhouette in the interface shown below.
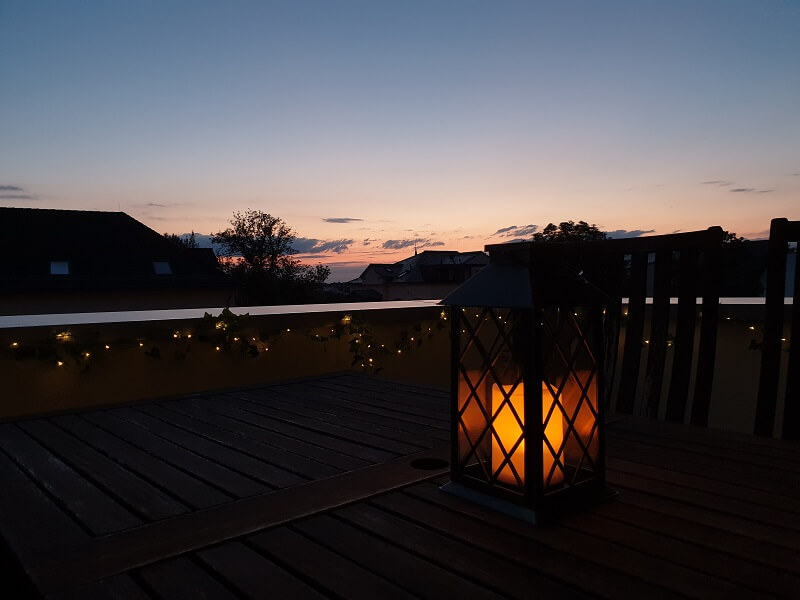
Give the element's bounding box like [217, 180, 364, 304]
[353, 250, 488, 284]
[0, 207, 231, 292]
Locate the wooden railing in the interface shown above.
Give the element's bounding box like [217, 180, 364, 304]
[755, 217, 800, 439]
[489, 227, 726, 426]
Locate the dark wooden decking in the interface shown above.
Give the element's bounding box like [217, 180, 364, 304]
[1, 374, 798, 599]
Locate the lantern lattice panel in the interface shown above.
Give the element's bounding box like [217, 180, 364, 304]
[456, 307, 527, 492]
[455, 305, 601, 497]
[540, 307, 601, 488]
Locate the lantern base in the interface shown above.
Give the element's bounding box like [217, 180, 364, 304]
[440, 481, 618, 524]
[439, 481, 538, 524]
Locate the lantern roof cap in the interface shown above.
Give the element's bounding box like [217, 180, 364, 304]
[440, 262, 532, 308]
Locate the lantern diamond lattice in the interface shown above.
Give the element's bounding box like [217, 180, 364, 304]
[442, 248, 607, 523]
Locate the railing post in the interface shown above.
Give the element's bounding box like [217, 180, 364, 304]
[755, 218, 788, 436]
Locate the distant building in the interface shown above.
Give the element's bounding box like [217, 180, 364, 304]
[0, 207, 236, 315]
[349, 250, 489, 300]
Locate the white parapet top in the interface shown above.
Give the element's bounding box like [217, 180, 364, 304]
[0, 299, 443, 329]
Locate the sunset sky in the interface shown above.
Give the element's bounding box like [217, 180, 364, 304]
[1, 1, 798, 281]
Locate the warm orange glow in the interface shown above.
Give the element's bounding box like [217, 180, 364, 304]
[491, 382, 565, 487]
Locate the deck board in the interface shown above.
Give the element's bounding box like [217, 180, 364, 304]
[17, 419, 188, 522]
[0, 373, 797, 599]
[197, 541, 327, 600]
[0, 424, 142, 535]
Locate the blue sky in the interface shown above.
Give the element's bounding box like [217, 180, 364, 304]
[1, 1, 798, 280]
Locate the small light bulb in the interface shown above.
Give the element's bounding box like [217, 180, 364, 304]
[105, 344, 110, 349]
[57, 361, 64, 367]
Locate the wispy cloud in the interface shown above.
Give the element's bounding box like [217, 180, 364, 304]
[132, 202, 191, 208]
[605, 229, 655, 239]
[492, 224, 538, 238]
[0, 184, 37, 201]
[323, 217, 363, 223]
[730, 188, 772, 194]
[382, 238, 444, 250]
[294, 238, 355, 254]
[701, 181, 772, 194]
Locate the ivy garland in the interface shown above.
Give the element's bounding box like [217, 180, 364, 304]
[4, 308, 451, 373]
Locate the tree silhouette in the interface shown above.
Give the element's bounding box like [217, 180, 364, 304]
[212, 210, 330, 304]
[163, 231, 199, 249]
[531, 220, 607, 242]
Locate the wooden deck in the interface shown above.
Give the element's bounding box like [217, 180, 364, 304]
[1, 374, 798, 599]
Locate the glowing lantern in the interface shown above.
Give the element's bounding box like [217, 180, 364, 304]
[441, 242, 606, 523]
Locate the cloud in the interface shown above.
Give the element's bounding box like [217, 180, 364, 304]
[493, 224, 538, 238]
[132, 202, 190, 208]
[701, 181, 772, 194]
[0, 194, 37, 200]
[0, 184, 37, 200]
[382, 237, 444, 250]
[730, 188, 772, 194]
[293, 238, 354, 254]
[323, 217, 364, 223]
[605, 229, 656, 239]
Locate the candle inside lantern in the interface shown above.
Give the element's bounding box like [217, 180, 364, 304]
[491, 382, 565, 487]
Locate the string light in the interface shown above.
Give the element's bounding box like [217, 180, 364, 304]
[105, 345, 111, 350]
[10, 342, 19, 348]
[57, 361, 64, 367]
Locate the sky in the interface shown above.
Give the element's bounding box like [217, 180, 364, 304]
[1, 1, 799, 281]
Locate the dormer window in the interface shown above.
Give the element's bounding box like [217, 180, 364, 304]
[153, 261, 172, 275]
[50, 261, 70, 275]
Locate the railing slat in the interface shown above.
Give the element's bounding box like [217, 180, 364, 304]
[755, 218, 788, 436]
[616, 252, 648, 414]
[665, 248, 699, 422]
[642, 250, 672, 418]
[691, 234, 723, 426]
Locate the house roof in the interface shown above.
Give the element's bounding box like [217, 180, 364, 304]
[352, 250, 488, 284]
[0, 207, 232, 292]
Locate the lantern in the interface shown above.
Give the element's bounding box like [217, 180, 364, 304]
[441, 243, 606, 523]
